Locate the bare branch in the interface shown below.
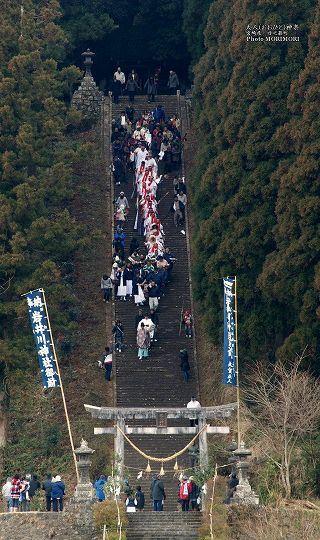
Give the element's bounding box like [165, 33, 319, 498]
[243, 352, 320, 497]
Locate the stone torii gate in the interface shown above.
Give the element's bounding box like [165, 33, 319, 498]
[85, 403, 237, 477]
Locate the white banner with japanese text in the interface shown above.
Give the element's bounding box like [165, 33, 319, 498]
[223, 277, 237, 385]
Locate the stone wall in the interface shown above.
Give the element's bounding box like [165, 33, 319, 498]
[0, 502, 99, 540]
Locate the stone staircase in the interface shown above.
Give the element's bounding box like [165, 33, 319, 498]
[107, 94, 200, 536]
[127, 511, 202, 540]
[111, 94, 182, 121]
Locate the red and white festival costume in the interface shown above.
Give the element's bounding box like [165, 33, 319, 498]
[133, 154, 165, 258]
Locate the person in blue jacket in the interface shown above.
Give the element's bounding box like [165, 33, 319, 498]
[152, 104, 165, 124]
[51, 475, 65, 512]
[95, 475, 107, 502]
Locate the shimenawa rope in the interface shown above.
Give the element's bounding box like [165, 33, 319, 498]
[115, 423, 208, 462]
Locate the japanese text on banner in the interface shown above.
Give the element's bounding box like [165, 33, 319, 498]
[223, 278, 237, 386]
[26, 290, 60, 389]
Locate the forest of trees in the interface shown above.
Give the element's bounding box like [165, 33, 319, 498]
[0, 1, 95, 473]
[190, 0, 320, 373]
[0, 0, 86, 374]
[60, 0, 191, 86]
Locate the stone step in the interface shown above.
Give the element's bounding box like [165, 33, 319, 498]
[126, 512, 201, 540]
[127, 536, 198, 540]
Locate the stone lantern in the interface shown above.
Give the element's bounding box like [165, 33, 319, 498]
[82, 48, 95, 77]
[74, 438, 95, 500]
[231, 441, 259, 505]
[71, 49, 104, 118]
[227, 439, 238, 475]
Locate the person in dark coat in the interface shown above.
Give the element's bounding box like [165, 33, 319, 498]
[224, 473, 239, 504]
[174, 177, 187, 195]
[167, 70, 180, 95]
[135, 309, 144, 330]
[51, 475, 65, 512]
[180, 349, 190, 382]
[129, 237, 139, 255]
[102, 347, 113, 381]
[189, 477, 201, 510]
[125, 105, 135, 123]
[113, 157, 124, 185]
[144, 76, 157, 103]
[28, 475, 41, 500]
[163, 247, 175, 280]
[112, 76, 121, 104]
[150, 474, 165, 512]
[135, 485, 145, 511]
[112, 320, 124, 352]
[112, 139, 123, 159]
[124, 264, 134, 297]
[126, 75, 139, 102]
[42, 473, 52, 512]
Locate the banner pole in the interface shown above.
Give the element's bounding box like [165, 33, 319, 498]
[234, 276, 241, 447]
[41, 289, 79, 482]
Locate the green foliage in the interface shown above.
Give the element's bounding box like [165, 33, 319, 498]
[93, 499, 128, 533]
[30, 493, 45, 512]
[0, 0, 85, 368]
[190, 0, 320, 374]
[61, 0, 190, 74]
[0, 0, 91, 479]
[61, 0, 116, 44]
[182, 0, 212, 65]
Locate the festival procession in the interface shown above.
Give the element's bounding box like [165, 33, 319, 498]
[1, 64, 241, 522]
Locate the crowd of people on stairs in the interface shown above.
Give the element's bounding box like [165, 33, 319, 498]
[99, 102, 195, 380]
[96, 89, 221, 515]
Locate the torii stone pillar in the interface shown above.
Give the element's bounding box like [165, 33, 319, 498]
[198, 415, 209, 469]
[114, 415, 125, 480]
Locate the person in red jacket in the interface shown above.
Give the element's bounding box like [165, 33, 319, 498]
[179, 475, 192, 511]
[10, 474, 22, 513]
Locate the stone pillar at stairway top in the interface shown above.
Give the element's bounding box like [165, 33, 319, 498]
[72, 49, 104, 118]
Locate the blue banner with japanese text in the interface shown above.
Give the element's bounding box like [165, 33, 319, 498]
[223, 277, 237, 385]
[26, 289, 60, 389]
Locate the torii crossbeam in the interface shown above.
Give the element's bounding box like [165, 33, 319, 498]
[85, 403, 237, 477]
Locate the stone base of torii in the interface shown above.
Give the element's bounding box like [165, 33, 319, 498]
[84, 403, 237, 478]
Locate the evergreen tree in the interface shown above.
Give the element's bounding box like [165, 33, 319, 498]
[190, 0, 318, 367]
[258, 2, 320, 370]
[182, 0, 212, 65]
[0, 0, 83, 371]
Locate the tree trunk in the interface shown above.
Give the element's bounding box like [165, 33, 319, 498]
[283, 441, 291, 498]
